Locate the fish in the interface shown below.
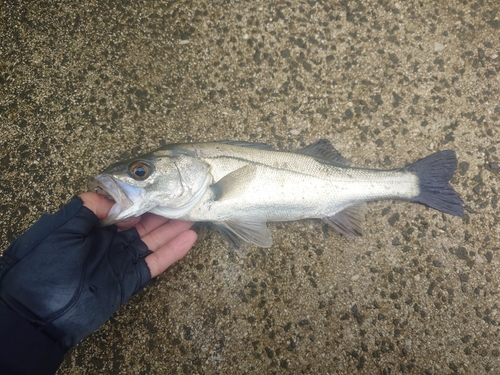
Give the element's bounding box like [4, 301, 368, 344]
[88, 140, 463, 248]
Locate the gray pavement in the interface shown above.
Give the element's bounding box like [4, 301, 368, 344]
[1, 0, 499, 373]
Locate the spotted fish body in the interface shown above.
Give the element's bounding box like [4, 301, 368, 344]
[88, 140, 463, 248]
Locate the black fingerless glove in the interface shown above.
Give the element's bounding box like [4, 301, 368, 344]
[0, 197, 152, 353]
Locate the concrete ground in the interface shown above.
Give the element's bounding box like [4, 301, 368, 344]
[1, 0, 499, 373]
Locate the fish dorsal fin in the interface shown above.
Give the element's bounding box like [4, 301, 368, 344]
[217, 140, 275, 150]
[215, 219, 273, 248]
[322, 203, 367, 238]
[212, 165, 257, 201]
[297, 139, 350, 166]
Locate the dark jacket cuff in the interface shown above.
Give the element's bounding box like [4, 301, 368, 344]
[0, 302, 65, 375]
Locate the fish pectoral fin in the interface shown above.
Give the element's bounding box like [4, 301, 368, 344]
[215, 219, 272, 248]
[212, 165, 257, 201]
[322, 203, 367, 238]
[296, 139, 350, 167]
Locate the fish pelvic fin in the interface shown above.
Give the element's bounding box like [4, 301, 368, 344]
[405, 150, 464, 216]
[322, 203, 366, 238]
[215, 219, 273, 248]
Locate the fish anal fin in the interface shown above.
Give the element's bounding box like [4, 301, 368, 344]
[212, 165, 257, 201]
[322, 203, 367, 238]
[215, 219, 272, 248]
[297, 139, 349, 167]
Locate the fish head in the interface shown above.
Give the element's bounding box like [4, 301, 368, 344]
[88, 148, 212, 225]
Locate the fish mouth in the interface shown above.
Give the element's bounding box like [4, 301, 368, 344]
[88, 174, 134, 226]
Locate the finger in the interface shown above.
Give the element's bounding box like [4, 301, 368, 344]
[134, 214, 171, 237]
[146, 230, 197, 278]
[115, 216, 141, 231]
[141, 220, 195, 251]
[78, 192, 114, 220]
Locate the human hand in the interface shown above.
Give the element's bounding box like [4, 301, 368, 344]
[79, 192, 197, 278]
[0, 193, 197, 351]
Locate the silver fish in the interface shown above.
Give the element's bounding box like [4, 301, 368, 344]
[88, 140, 463, 248]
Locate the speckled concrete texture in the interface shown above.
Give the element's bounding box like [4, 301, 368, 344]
[1, 0, 499, 373]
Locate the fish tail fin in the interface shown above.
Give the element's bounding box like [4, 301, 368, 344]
[404, 150, 463, 216]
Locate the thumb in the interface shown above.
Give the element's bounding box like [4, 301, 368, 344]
[78, 192, 115, 220]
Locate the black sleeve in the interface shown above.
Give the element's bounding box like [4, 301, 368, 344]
[0, 302, 65, 375]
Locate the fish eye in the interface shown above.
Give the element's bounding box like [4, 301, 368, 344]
[129, 161, 151, 180]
